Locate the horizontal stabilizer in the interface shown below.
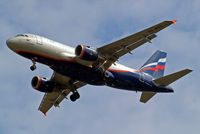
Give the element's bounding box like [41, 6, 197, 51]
[153, 69, 192, 86]
[140, 92, 157, 103]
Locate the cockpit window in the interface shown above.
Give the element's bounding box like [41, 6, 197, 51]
[16, 34, 29, 37]
[16, 34, 24, 37]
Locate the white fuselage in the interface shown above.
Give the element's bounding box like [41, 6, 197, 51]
[7, 34, 137, 73]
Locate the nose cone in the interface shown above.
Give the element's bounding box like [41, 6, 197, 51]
[6, 38, 13, 47]
[6, 37, 17, 51]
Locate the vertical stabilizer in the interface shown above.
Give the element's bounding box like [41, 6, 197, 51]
[139, 50, 167, 78]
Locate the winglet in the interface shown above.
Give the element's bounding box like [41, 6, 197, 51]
[172, 20, 177, 24]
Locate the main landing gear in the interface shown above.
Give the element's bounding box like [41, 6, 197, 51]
[30, 58, 37, 71]
[70, 91, 80, 102]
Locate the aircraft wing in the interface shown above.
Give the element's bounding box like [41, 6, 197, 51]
[97, 20, 176, 70]
[38, 72, 86, 115]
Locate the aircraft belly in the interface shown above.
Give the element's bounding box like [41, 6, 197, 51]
[17, 51, 105, 85]
[53, 62, 105, 85]
[105, 71, 154, 91]
[105, 71, 173, 92]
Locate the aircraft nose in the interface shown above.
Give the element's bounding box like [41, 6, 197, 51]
[6, 38, 14, 47]
[6, 37, 17, 51]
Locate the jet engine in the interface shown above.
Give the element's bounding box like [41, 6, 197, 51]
[75, 45, 99, 62]
[31, 76, 54, 93]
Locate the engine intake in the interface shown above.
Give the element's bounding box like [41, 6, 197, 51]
[31, 76, 54, 93]
[75, 45, 98, 61]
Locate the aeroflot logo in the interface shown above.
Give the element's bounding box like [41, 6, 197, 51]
[140, 58, 166, 72]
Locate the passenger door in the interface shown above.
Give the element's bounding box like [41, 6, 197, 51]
[139, 72, 145, 83]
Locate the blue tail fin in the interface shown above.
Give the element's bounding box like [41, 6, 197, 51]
[139, 50, 167, 78]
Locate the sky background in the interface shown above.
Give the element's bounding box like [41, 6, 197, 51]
[0, 0, 199, 134]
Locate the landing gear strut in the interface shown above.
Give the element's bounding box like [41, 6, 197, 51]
[30, 58, 37, 71]
[70, 91, 80, 102]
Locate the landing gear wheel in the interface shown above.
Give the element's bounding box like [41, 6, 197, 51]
[70, 92, 80, 102]
[30, 58, 37, 71]
[30, 65, 36, 71]
[74, 92, 80, 99]
[70, 94, 76, 102]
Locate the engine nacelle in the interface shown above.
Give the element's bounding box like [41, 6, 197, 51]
[75, 45, 98, 61]
[31, 76, 54, 93]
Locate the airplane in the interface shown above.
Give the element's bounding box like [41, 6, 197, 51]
[6, 20, 192, 115]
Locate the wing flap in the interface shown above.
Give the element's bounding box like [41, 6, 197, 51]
[38, 72, 86, 114]
[140, 92, 157, 103]
[53, 90, 71, 107]
[38, 91, 62, 114]
[97, 20, 174, 70]
[98, 21, 174, 55]
[112, 34, 157, 58]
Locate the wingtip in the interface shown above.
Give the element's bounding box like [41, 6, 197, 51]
[186, 69, 193, 72]
[172, 20, 177, 24]
[140, 100, 146, 103]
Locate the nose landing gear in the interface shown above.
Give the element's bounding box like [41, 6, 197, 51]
[30, 58, 37, 71]
[30, 65, 36, 71]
